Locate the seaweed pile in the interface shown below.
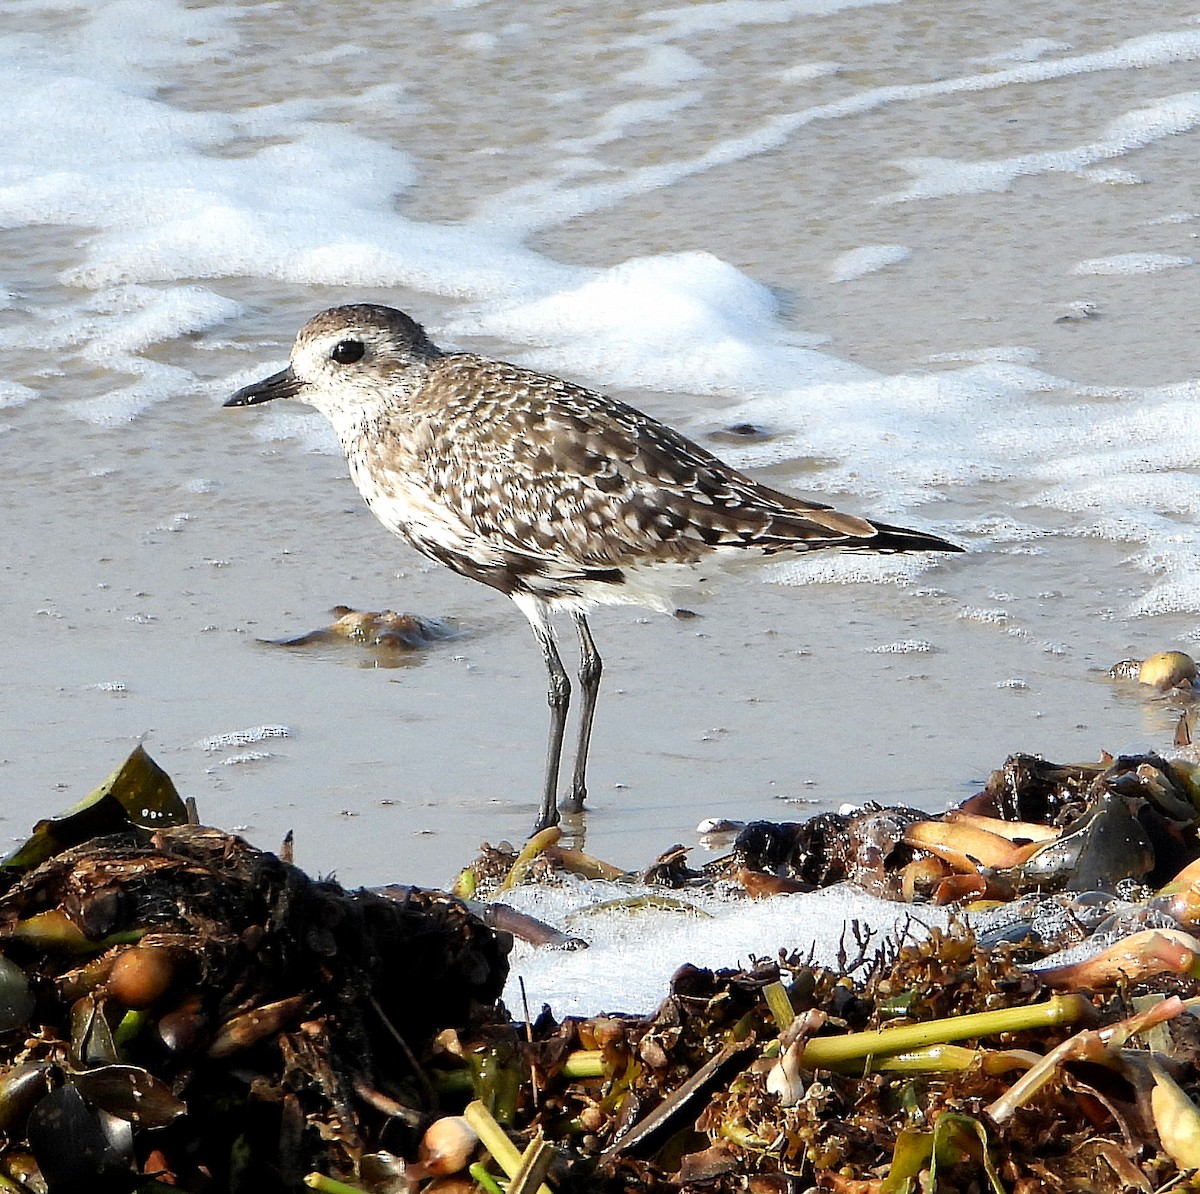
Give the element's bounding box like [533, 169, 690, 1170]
[716, 750, 1200, 905]
[445, 748, 1200, 1194]
[5, 745, 1200, 1193]
[0, 749, 507, 1192]
[474, 932, 1200, 1194]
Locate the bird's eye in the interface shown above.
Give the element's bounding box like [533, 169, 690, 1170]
[330, 339, 365, 365]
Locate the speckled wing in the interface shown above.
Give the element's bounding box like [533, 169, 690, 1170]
[415, 356, 897, 573]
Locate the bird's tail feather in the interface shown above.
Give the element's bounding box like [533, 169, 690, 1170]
[860, 520, 963, 554]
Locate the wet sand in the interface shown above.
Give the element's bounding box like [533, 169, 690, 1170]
[2, 387, 1186, 888]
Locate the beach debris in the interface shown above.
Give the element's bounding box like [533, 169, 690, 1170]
[0, 748, 510, 1192]
[1109, 650, 1199, 690]
[1, 744, 188, 873]
[407, 1114, 481, 1182]
[14, 741, 1200, 1192]
[1030, 926, 1200, 988]
[266, 605, 456, 658]
[1147, 1057, 1200, 1170]
[698, 752, 1200, 906]
[428, 749, 1200, 1192]
[729, 804, 926, 896]
[376, 883, 588, 951]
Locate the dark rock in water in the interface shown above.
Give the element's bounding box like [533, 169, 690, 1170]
[706, 422, 772, 443]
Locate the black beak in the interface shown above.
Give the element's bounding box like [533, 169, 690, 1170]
[225, 366, 304, 407]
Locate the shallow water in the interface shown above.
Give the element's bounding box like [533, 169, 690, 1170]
[2, 0, 1199, 892]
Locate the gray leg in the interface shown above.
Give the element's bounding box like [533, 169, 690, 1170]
[562, 612, 602, 814]
[529, 617, 569, 832]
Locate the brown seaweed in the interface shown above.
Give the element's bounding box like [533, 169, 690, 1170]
[5, 746, 1200, 1194]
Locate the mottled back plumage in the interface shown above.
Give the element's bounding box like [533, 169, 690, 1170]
[226, 303, 962, 832]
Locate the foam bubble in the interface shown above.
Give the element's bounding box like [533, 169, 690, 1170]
[68, 362, 199, 427]
[973, 38, 1072, 66]
[0, 381, 36, 409]
[763, 553, 936, 587]
[777, 61, 843, 84]
[924, 346, 1040, 365]
[1073, 252, 1196, 275]
[616, 44, 709, 87]
[1081, 167, 1145, 185]
[443, 252, 873, 395]
[197, 726, 291, 752]
[959, 607, 1010, 624]
[559, 93, 704, 156]
[829, 244, 911, 282]
[720, 361, 1061, 510]
[504, 876, 946, 1017]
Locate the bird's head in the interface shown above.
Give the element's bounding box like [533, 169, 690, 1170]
[224, 304, 442, 418]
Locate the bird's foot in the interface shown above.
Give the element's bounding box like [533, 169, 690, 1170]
[559, 785, 587, 816]
[531, 798, 561, 835]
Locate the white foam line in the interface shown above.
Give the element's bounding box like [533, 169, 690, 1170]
[829, 244, 911, 282]
[471, 30, 1200, 235]
[557, 91, 704, 154]
[1074, 252, 1197, 275]
[503, 877, 948, 1018]
[889, 91, 1200, 202]
[641, 0, 902, 39]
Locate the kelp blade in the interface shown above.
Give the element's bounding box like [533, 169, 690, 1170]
[1, 747, 188, 872]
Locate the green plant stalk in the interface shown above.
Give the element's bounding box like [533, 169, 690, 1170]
[464, 1100, 554, 1194]
[509, 1133, 557, 1194]
[492, 1056, 522, 1128]
[800, 993, 1089, 1069]
[113, 1009, 150, 1049]
[980, 1049, 1041, 1076]
[303, 1174, 370, 1194]
[562, 1050, 608, 1080]
[471, 1040, 523, 1126]
[6, 910, 145, 954]
[470, 1162, 507, 1194]
[836, 1044, 980, 1075]
[762, 981, 796, 1033]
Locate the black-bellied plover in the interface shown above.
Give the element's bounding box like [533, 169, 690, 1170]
[226, 304, 961, 832]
